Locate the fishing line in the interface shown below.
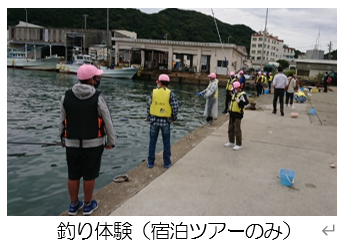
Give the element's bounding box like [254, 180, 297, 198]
[7, 141, 62, 146]
[211, 8, 228, 67]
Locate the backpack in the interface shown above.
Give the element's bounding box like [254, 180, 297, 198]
[326, 76, 332, 84]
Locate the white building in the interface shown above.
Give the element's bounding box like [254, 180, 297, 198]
[8, 21, 248, 76]
[249, 31, 295, 69]
[113, 37, 248, 76]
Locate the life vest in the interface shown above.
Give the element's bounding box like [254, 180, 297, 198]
[149, 87, 172, 118]
[62, 90, 105, 140]
[229, 92, 246, 114]
[297, 91, 306, 97]
[226, 77, 237, 91]
[255, 75, 264, 84]
[268, 75, 273, 82]
[206, 79, 219, 98]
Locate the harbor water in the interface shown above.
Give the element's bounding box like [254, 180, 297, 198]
[7, 68, 238, 216]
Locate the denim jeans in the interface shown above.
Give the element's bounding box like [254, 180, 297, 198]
[148, 124, 171, 166]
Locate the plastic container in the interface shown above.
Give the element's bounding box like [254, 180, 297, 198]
[291, 112, 298, 118]
[300, 87, 304, 91]
[264, 89, 269, 94]
[309, 108, 316, 115]
[280, 169, 295, 187]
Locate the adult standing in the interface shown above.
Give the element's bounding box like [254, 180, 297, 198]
[323, 71, 329, 93]
[285, 73, 297, 108]
[255, 71, 263, 96]
[197, 72, 219, 124]
[272, 65, 288, 116]
[222, 71, 237, 113]
[267, 72, 273, 94]
[60, 64, 115, 216]
[238, 70, 246, 91]
[147, 74, 178, 169]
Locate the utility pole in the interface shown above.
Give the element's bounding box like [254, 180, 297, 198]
[328, 41, 332, 60]
[83, 14, 89, 29]
[107, 9, 109, 31]
[260, 8, 268, 70]
[25, 8, 28, 59]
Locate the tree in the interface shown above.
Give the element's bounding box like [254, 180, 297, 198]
[277, 60, 289, 69]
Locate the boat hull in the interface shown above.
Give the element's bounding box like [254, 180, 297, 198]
[56, 63, 139, 79]
[8, 56, 62, 71]
[101, 67, 139, 79]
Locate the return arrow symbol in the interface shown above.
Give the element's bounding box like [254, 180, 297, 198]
[322, 224, 335, 236]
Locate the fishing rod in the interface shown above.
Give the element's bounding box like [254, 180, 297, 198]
[171, 89, 197, 95]
[7, 141, 62, 146]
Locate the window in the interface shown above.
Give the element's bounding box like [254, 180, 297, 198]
[217, 60, 228, 67]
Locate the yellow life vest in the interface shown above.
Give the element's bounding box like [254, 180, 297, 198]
[207, 80, 219, 98]
[226, 78, 237, 91]
[150, 87, 172, 117]
[297, 91, 306, 97]
[269, 75, 273, 82]
[229, 92, 246, 113]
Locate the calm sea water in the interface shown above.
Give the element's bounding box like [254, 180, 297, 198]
[7, 68, 231, 216]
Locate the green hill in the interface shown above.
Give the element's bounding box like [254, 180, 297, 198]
[7, 8, 256, 54]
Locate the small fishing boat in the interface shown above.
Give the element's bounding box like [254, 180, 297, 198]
[56, 46, 139, 79]
[100, 65, 140, 79]
[7, 49, 61, 71]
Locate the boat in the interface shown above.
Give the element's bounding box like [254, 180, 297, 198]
[56, 46, 139, 79]
[100, 65, 140, 79]
[57, 62, 139, 79]
[7, 48, 62, 71]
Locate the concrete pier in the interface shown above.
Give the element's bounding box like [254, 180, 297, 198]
[60, 86, 337, 216]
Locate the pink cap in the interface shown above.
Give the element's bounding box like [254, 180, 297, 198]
[233, 81, 240, 89]
[77, 64, 103, 80]
[230, 71, 235, 76]
[156, 74, 170, 83]
[208, 72, 216, 78]
[239, 70, 244, 75]
[258, 71, 261, 75]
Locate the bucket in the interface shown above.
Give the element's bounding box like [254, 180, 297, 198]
[279, 169, 295, 187]
[309, 108, 316, 115]
[264, 89, 269, 94]
[300, 87, 304, 91]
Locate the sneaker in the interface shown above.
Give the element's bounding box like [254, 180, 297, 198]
[233, 145, 242, 151]
[272, 111, 276, 114]
[291, 105, 295, 109]
[281, 111, 284, 116]
[224, 142, 235, 147]
[83, 200, 98, 215]
[147, 162, 154, 168]
[68, 200, 84, 216]
[164, 163, 172, 168]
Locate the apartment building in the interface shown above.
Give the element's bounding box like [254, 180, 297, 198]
[249, 30, 295, 69]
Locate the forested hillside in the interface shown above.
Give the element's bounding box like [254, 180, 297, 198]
[7, 8, 256, 53]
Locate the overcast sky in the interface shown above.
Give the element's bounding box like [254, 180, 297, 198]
[139, 8, 337, 53]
